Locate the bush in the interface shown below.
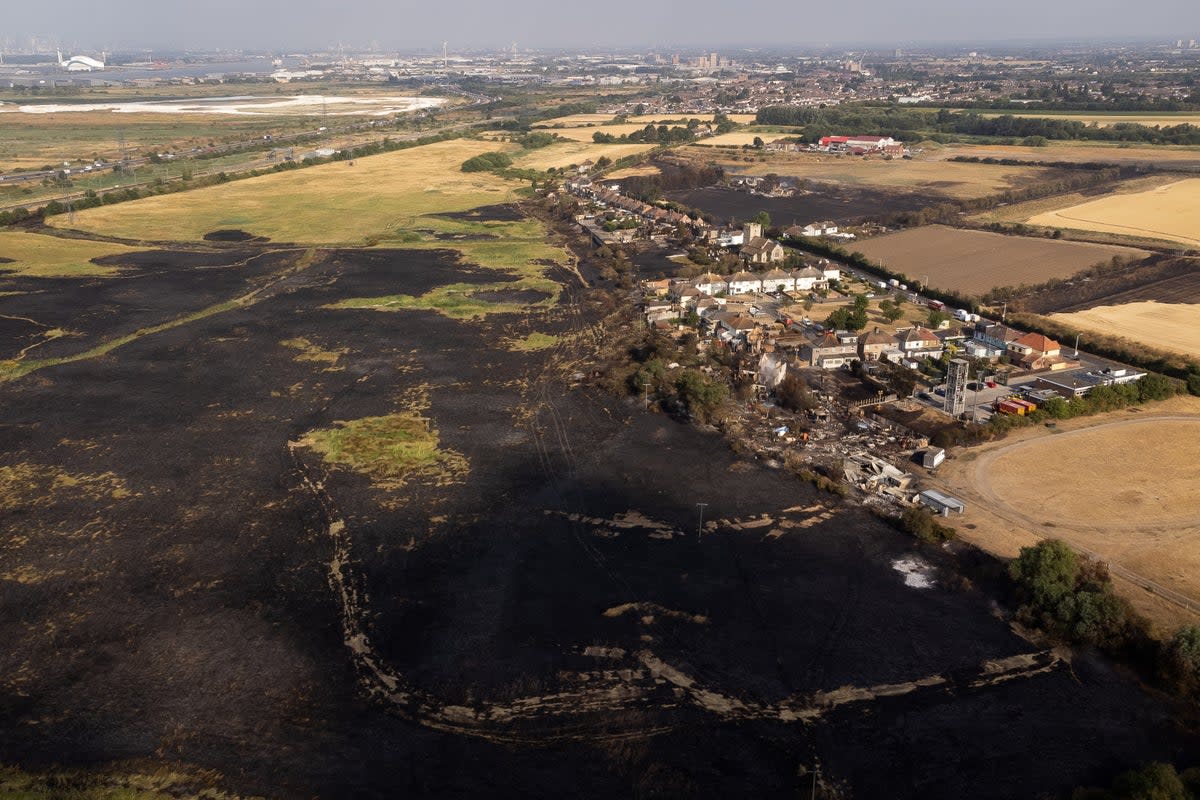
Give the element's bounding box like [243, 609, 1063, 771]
[461, 152, 513, 172]
[900, 506, 956, 543]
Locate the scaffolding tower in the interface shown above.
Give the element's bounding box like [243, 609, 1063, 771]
[945, 358, 969, 417]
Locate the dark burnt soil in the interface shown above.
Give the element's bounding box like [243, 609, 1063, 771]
[436, 204, 525, 223]
[0, 245, 1195, 799]
[667, 182, 942, 226]
[203, 229, 268, 243]
[1023, 256, 1200, 314]
[632, 246, 692, 279]
[0, 256, 15, 264]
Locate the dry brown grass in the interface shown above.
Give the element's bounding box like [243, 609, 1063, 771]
[849, 225, 1148, 295]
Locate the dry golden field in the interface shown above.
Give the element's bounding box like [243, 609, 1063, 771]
[534, 113, 616, 127]
[1025, 178, 1200, 248]
[701, 150, 1059, 200]
[545, 124, 665, 142]
[980, 111, 1200, 128]
[603, 164, 664, 179]
[690, 132, 772, 147]
[1050, 301, 1200, 356]
[931, 141, 1200, 167]
[849, 225, 1148, 294]
[51, 139, 520, 244]
[512, 141, 655, 171]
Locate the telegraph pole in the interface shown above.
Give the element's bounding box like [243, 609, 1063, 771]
[696, 502, 708, 540]
[642, 381, 651, 410]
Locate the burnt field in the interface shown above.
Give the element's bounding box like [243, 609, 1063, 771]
[666, 183, 941, 227]
[1, 239, 1197, 798]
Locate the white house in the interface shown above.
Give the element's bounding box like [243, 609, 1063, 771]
[761, 268, 794, 293]
[694, 272, 727, 296]
[727, 271, 763, 295]
[791, 266, 825, 291]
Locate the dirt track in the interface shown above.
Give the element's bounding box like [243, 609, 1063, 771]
[935, 406, 1200, 626]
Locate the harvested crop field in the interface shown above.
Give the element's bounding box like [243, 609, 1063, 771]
[512, 140, 655, 170]
[691, 131, 771, 147]
[707, 151, 1064, 200]
[543, 123, 662, 142]
[1025, 178, 1200, 248]
[850, 225, 1149, 295]
[942, 414, 1200, 614]
[979, 111, 1200, 128]
[932, 141, 1200, 169]
[1051, 301, 1200, 357]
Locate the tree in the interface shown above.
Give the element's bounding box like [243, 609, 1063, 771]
[880, 299, 904, 323]
[674, 370, 727, 423]
[751, 210, 771, 229]
[1009, 539, 1079, 610]
[1110, 763, 1189, 800]
[1164, 625, 1200, 692]
[1137, 373, 1176, 402]
[752, 136, 765, 148]
[927, 310, 949, 328]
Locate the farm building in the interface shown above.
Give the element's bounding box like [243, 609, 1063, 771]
[922, 448, 946, 469]
[819, 135, 899, 151]
[917, 489, 966, 517]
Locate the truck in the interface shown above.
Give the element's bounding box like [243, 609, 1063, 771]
[953, 308, 980, 323]
[927, 299, 946, 311]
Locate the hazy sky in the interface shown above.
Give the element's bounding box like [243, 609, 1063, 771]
[6, 0, 1200, 51]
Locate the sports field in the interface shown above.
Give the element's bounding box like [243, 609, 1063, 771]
[1051, 301, 1200, 357]
[52, 139, 521, 245]
[850, 225, 1148, 294]
[1025, 178, 1200, 248]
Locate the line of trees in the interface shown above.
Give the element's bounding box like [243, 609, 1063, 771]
[755, 105, 1200, 146]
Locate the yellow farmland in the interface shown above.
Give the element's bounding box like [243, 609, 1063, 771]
[1025, 178, 1200, 248]
[691, 132, 770, 147]
[51, 139, 521, 245]
[1051, 301, 1200, 357]
[980, 111, 1200, 128]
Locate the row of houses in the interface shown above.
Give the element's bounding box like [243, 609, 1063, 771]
[652, 262, 842, 300]
[567, 179, 705, 232]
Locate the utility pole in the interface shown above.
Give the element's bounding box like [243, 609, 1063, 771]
[1072, 333, 1080, 359]
[696, 503, 708, 540]
[642, 381, 651, 410]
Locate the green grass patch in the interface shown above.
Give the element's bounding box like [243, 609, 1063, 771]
[280, 336, 347, 365]
[505, 332, 559, 351]
[299, 412, 468, 489]
[0, 762, 260, 799]
[326, 277, 557, 320]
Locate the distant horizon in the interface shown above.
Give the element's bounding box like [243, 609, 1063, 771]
[5, 36, 1200, 58]
[3, 0, 1198, 54]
